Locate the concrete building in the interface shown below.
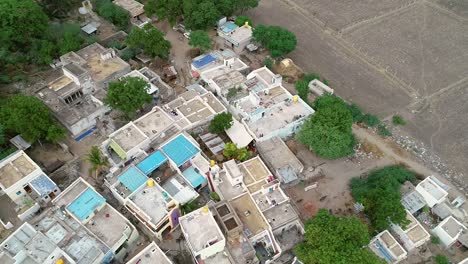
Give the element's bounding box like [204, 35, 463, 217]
[370, 230, 407, 263]
[102, 106, 178, 167]
[0, 151, 60, 224]
[121, 67, 172, 96]
[415, 176, 449, 208]
[390, 210, 431, 251]
[163, 88, 227, 130]
[308, 79, 334, 96]
[180, 206, 233, 264]
[222, 23, 253, 53]
[126, 241, 173, 264]
[192, 50, 249, 79]
[2, 177, 141, 263]
[256, 137, 304, 185]
[37, 43, 130, 137]
[113, 0, 150, 27]
[431, 216, 467, 248]
[213, 156, 303, 263]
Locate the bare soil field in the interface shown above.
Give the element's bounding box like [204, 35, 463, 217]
[248, 0, 468, 188]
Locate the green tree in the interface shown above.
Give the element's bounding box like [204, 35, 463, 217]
[435, 254, 449, 264]
[86, 146, 109, 179]
[362, 114, 380, 127]
[295, 73, 320, 102]
[188, 31, 211, 52]
[40, 0, 81, 18]
[253, 25, 297, 58]
[234, 15, 253, 27]
[105, 77, 153, 118]
[298, 94, 355, 159]
[95, 0, 130, 29]
[126, 24, 171, 58]
[233, 0, 258, 14]
[209, 113, 233, 134]
[57, 23, 84, 55]
[294, 209, 384, 264]
[144, 0, 158, 16]
[223, 143, 252, 161]
[149, 0, 182, 25]
[0, 124, 6, 146]
[0, 95, 66, 143]
[350, 166, 416, 231]
[183, 0, 220, 30]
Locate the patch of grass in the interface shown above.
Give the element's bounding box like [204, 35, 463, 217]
[392, 115, 406, 126]
[377, 124, 392, 137]
[362, 114, 380, 127]
[431, 236, 440, 245]
[435, 254, 449, 264]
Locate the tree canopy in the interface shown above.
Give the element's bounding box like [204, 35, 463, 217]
[105, 77, 153, 118]
[298, 94, 355, 159]
[223, 143, 252, 162]
[0, 95, 66, 143]
[126, 24, 171, 58]
[39, 0, 81, 19]
[188, 30, 211, 52]
[234, 15, 253, 27]
[183, 0, 220, 30]
[350, 166, 416, 231]
[253, 25, 297, 58]
[209, 113, 233, 134]
[294, 209, 384, 264]
[95, 0, 129, 29]
[295, 73, 320, 102]
[145, 0, 182, 25]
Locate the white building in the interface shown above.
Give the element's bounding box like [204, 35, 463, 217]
[121, 67, 170, 95]
[179, 206, 232, 264]
[126, 241, 173, 264]
[431, 216, 467, 248]
[415, 176, 449, 208]
[370, 230, 407, 263]
[0, 150, 60, 223]
[390, 210, 431, 251]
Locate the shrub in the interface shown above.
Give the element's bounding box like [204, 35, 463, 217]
[210, 192, 221, 202]
[95, 0, 129, 29]
[347, 103, 365, 123]
[362, 114, 380, 127]
[377, 124, 392, 137]
[234, 15, 253, 27]
[209, 113, 233, 134]
[264, 57, 273, 69]
[431, 236, 440, 245]
[120, 48, 136, 61]
[435, 254, 449, 264]
[392, 115, 406, 126]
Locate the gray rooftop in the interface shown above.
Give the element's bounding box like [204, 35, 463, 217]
[111, 123, 147, 152]
[257, 137, 303, 180]
[126, 242, 172, 264]
[127, 182, 173, 225]
[0, 151, 38, 189]
[262, 202, 299, 230]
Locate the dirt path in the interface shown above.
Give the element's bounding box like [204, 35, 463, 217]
[352, 125, 434, 177]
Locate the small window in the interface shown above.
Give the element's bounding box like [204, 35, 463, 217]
[44, 196, 49, 199]
[16, 191, 22, 195]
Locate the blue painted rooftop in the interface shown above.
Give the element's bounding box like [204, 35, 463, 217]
[220, 21, 238, 33]
[192, 53, 216, 69]
[118, 166, 148, 193]
[68, 188, 105, 221]
[137, 151, 168, 175]
[30, 174, 57, 197]
[182, 166, 206, 188]
[161, 135, 200, 167]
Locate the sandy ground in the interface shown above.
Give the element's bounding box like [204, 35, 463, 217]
[247, 0, 468, 192]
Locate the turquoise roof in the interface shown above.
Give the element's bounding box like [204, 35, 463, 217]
[68, 188, 105, 221]
[162, 135, 200, 167]
[182, 166, 206, 188]
[117, 166, 148, 193]
[137, 151, 168, 175]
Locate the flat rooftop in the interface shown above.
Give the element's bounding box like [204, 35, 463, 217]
[84, 203, 130, 247]
[111, 123, 147, 152]
[113, 0, 144, 17]
[134, 107, 174, 138]
[239, 157, 271, 185]
[370, 230, 407, 262]
[180, 207, 224, 253]
[252, 186, 287, 211]
[440, 217, 465, 238]
[257, 136, 303, 173]
[128, 181, 173, 225]
[201, 93, 226, 112]
[217, 171, 246, 200]
[126, 242, 172, 264]
[402, 211, 430, 243]
[53, 179, 88, 207]
[247, 99, 314, 138]
[262, 202, 298, 230]
[230, 193, 269, 238]
[0, 151, 39, 188]
[229, 25, 252, 43]
[212, 70, 246, 91]
[417, 177, 448, 200]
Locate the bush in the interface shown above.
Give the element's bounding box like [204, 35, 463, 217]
[210, 192, 221, 202]
[234, 15, 253, 27]
[362, 114, 380, 127]
[209, 113, 233, 134]
[431, 236, 440, 245]
[120, 48, 137, 61]
[392, 115, 406, 126]
[95, 0, 129, 29]
[347, 103, 365, 123]
[264, 57, 273, 69]
[435, 254, 449, 264]
[377, 124, 392, 137]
